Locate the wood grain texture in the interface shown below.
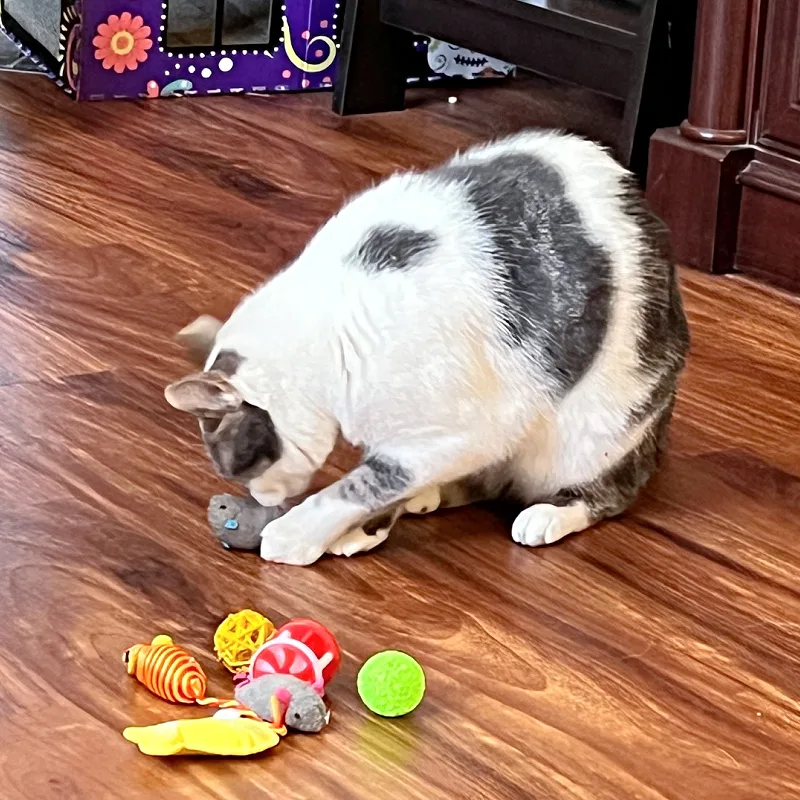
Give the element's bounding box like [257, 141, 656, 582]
[0, 72, 798, 800]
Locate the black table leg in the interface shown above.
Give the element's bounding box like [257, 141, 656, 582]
[621, 0, 696, 179]
[333, 0, 412, 115]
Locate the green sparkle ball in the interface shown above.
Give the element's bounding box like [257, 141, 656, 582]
[357, 650, 426, 717]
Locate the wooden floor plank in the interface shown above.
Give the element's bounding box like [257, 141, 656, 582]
[0, 72, 797, 799]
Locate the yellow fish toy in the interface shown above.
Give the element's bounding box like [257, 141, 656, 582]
[122, 708, 285, 757]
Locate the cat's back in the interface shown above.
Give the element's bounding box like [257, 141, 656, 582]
[435, 131, 689, 392]
[282, 131, 687, 401]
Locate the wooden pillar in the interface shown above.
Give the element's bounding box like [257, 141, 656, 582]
[646, 0, 758, 274]
[679, 0, 752, 144]
[332, 0, 411, 116]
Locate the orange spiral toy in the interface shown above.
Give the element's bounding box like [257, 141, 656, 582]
[124, 634, 209, 704]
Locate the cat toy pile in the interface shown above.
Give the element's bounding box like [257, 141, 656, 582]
[121, 609, 426, 758]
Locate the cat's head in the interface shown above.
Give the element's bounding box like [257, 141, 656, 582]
[165, 317, 316, 505]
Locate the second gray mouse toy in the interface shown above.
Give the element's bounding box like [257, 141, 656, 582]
[235, 674, 330, 733]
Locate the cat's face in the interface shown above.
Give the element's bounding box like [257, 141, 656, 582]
[167, 317, 327, 505]
[165, 369, 314, 506]
[165, 370, 280, 479]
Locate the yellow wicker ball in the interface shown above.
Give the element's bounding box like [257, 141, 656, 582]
[213, 609, 275, 673]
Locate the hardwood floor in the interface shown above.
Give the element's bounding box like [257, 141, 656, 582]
[0, 72, 798, 800]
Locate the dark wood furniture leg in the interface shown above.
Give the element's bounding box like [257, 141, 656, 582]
[646, 0, 755, 273]
[378, 0, 636, 101]
[333, 0, 411, 115]
[623, 0, 696, 177]
[334, 0, 695, 177]
[619, 0, 659, 169]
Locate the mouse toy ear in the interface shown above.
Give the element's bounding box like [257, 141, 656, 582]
[176, 315, 223, 366]
[270, 688, 292, 729]
[164, 372, 243, 416]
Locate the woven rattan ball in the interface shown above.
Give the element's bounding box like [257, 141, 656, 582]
[213, 610, 275, 673]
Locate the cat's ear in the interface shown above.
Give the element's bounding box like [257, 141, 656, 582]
[176, 315, 223, 366]
[165, 372, 242, 415]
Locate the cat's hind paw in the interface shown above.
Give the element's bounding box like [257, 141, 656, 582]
[511, 502, 592, 547]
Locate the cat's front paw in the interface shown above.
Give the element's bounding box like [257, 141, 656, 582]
[259, 515, 327, 566]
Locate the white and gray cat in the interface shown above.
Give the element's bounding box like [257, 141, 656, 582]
[166, 130, 689, 566]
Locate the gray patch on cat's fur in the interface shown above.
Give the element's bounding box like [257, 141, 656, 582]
[558, 399, 675, 520]
[353, 225, 436, 272]
[209, 349, 243, 376]
[619, 177, 690, 372]
[616, 177, 689, 426]
[439, 467, 514, 508]
[435, 154, 611, 393]
[628, 370, 676, 427]
[339, 455, 412, 510]
[202, 401, 281, 480]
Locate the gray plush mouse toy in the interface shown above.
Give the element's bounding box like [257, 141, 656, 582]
[207, 493, 403, 556]
[207, 494, 285, 550]
[235, 674, 330, 733]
